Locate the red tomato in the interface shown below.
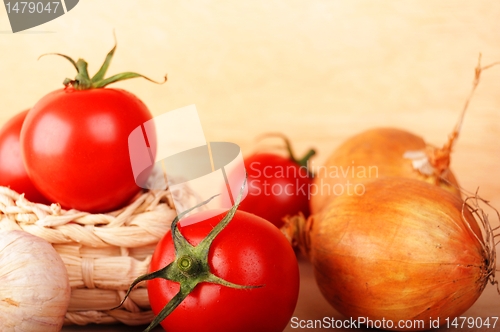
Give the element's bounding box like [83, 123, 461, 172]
[0, 110, 50, 204]
[238, 153, 311, 228]
[148, 209, 300, 332]
[21, 88, 155, 213]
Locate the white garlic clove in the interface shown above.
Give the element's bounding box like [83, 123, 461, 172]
[0, 230, 71, 332]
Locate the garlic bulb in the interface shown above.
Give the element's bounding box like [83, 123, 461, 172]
[0, 230, 71, 332]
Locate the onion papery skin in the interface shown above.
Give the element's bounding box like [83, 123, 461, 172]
[309, 178, 486, 331]
[310, 128, 460, 214]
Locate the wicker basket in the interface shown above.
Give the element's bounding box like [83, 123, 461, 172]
[0, 185, 189, 326]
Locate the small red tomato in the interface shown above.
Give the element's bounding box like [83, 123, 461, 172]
[0, 110, 50, 204]
[21, 88, 154, 213]
[238, 138, 315, 228]
[148, 209, 300, 332]
[20, 41, 164, 213]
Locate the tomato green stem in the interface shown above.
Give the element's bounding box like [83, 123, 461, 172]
[296, 148, 316, 169]
[177, 255, 202, 276]
[111, 179, 260, 332]
[39, 34, 167, 90]
[258, 133, 316, 176]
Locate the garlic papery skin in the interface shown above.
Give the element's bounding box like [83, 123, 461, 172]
[0, 230, 71, 332]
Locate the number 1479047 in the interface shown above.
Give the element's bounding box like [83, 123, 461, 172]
[5, 2, 62, 14]
[445, 317, 498, 329]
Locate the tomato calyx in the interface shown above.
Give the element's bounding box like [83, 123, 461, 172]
[177, 255, 200, 276]
[39, 35, 167, 90]
[259, 133, 316, 174]
[294, 146, 316, 170]
[113, 182, 261, 332]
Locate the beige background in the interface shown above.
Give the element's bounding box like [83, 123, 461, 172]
[1, 1, 499, 331]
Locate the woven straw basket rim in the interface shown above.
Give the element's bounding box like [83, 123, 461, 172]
[0, 185, 188, 326]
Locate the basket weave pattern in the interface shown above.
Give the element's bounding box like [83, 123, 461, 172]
[0, 185, 184, 326]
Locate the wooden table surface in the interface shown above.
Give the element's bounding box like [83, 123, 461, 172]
[61, 257, 499, 332]
[1, 1, 499, 331]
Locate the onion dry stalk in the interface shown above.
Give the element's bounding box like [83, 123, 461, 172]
[310, 56, 500, 214]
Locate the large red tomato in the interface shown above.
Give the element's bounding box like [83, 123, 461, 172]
[21, 87, 154, 213]
[147, 209, 300, 332]
[0, 110, 50, 204]
[238, 152, 312, 228]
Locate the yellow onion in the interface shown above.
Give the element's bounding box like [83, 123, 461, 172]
[310, 127, 461, 214]
[0, 230, 71, 332]
[310, 57, 500, 215]
[284, 177, 497, 331]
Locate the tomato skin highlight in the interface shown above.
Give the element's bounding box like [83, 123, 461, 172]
[21, 87, 155, 213]
[238, 153, 311, 228]
[0, 110, 50, 204]
[147, 209, 300, 332]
